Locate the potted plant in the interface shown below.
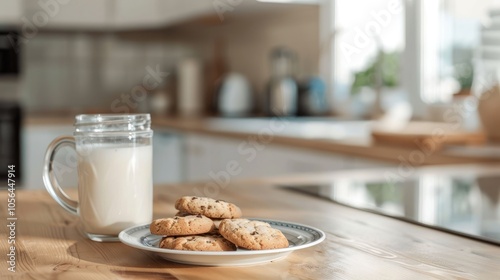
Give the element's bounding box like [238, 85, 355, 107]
[350, 50, 401, 118]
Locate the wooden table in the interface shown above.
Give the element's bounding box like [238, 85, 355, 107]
[1, 178, 500, 279]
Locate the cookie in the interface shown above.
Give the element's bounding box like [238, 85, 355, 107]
[150, 215, 214, 236]
[159, 235, 237, 251]
[175, 196, 242, 219]
[219, 219, 289, 250]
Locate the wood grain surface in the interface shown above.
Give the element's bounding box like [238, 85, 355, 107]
[1, 177, 500, 280]
[371, 122, 487, 150]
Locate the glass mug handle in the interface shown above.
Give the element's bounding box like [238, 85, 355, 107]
[43, 136, 78, 215]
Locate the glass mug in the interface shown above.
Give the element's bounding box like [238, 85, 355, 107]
[43, 114, 153, 242]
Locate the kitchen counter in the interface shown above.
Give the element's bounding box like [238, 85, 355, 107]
[1, 166, 500, 279]
[23, 114, 500, 165]
[154, 117, 500, 165]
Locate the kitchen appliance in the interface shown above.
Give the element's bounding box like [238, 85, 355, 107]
[206, 39, 228, 115]
[177, 57, 203, 117]
[265, 48, 298, 116]
[0, 31, 20, 76]
[0, 102, 21, 182]
[282, 171, 500, 245]
[217, 73, 253, 117]
[298, 76, 328, 116]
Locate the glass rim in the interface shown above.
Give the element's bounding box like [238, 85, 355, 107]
[74, 114, 151, 135]
[75, 114, 150, 124]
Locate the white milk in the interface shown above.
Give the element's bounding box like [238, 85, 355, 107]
[76, 144, 152, 235]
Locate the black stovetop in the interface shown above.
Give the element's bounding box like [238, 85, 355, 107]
[283, 173, 500, 245]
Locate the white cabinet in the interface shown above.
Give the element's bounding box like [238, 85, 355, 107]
[182, 133, 393, 182]
[23, 0, 109, 30]
[0, 0, 22, 25]
[19, 0, 214, 30]
[184, 133, 219, 182]
[152, 131, 183, 184]
[21, 125, 75, 190]
[114, 0, 163, 29]
[114, 0, 213, 29]
[158, 0, 213, 26]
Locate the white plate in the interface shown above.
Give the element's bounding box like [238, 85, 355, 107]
[119, 218, 326, 266]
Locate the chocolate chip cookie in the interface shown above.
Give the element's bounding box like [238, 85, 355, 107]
[150, 215, 214, 236]
[159, 235, 237, 251]
[218, 219, 289, 250]
[175, 196, 242, 219]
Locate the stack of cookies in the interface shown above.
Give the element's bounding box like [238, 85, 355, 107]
[149, 196, 289, 251]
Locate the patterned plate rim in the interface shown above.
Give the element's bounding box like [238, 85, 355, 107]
[119, 218, 326, 256]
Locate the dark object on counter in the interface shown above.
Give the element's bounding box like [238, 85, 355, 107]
[298, 77, 328, 116]
[0, 102, 21, 182]
[206, 39, 229, 116]
[265, 47, 298, 116]
[0, 31, 20, 75]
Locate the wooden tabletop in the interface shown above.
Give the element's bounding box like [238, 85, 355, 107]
[1, 177, 500, 280]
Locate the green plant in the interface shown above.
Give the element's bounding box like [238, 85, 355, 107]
[452, 47, 474, 90]
[453, 61, 474, 90]
[351, 51, 401, 94]
[365, 182, 400, 207]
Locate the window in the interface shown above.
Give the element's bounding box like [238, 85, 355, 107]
[321, 0, 495, 117]
[421, 0, 486, 103]
[325, 0, 406, 117]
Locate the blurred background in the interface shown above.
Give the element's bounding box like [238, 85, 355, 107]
[1, 0, 496, 116]
[1, 0, 323, 115]
[3, 0, 500, 188]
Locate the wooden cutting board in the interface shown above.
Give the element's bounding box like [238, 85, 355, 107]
[371, 122, 487, 150]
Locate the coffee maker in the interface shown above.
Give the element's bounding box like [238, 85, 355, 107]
[0, 103, 21, 181]
[265, 48, 298, 116]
